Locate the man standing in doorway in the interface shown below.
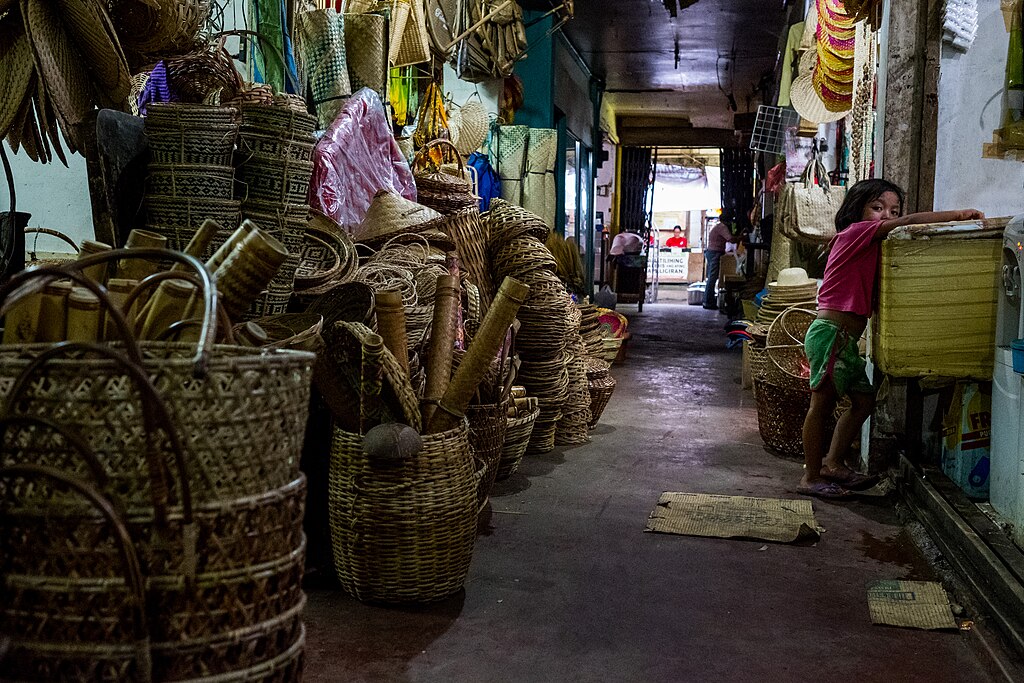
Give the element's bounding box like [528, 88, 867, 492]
[703, 216, 739, 310]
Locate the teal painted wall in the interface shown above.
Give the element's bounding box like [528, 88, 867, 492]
[514, 13, 555, 129]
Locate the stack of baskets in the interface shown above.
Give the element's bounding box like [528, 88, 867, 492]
[585, 357, 616, 428]
[556, 303, 592, 445]
[485, 200, 570, 454]
[755, 267, 819, 325]
[0, 256, 313, 680]
[143, 104, 241, 258]
[236, 104, 318, 317]
[577, 302, 604, 358]
[292, 212, 359, 306]
[496, 389, 540, 480]
[414, 141, 480, 216]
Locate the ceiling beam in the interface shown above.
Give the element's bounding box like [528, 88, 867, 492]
[616, 126, 740, 148]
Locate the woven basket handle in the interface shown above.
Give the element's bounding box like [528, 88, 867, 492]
[0, 249, 217, 377]
[414, 138, 467, 173]
[0, 463, 153, 683]
[2, 342, 196, 556]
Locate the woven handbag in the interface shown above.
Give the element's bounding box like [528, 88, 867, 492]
[394, 0, 431, 66]
[782, 156, 844, 244]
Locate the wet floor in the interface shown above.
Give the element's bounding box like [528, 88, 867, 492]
[303, 303, 1015, 682]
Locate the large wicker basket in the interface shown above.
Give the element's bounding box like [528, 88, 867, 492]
[587, 374, 617, 428]
[467, 402, 508, 508]
[329, 422, 479, 604]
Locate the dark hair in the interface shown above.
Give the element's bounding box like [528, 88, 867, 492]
[672, 225, 682, 231]
[834, 179, 905, 232]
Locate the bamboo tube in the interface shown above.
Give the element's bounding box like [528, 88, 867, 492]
[177, 219, 221, 266]
[213, 227, 288, 319]
[206, 220, 257, 274]
[36, 280, 72, 342]
[421, 275, 460, 426]
[428, 276, 529, 434]
[120, 230, 166, 282]
[66, 287, 101, 342]
[360, 333, 386, 434]
[77, 240, 112, 284]
[104, 278, 138, 340]
[2, 290, 42, 344]
[139, 279, 195, 340]
[374, 290, 409, 376]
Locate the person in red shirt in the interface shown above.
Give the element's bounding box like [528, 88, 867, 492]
[665, 226, 688, 248]
[798, 179, 984, 500]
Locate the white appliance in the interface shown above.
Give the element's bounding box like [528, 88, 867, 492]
[989, 214, 1024, 542]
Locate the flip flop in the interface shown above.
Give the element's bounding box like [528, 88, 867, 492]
[820, 467, 880, 491]
[796, 480, 855, 500]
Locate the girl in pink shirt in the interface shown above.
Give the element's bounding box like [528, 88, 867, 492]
[798, 179, 984, 499]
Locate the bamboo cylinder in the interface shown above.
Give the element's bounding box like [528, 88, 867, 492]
[374, 290, 409, 377]
[206, 220, 257, 274]
[120, 230, 166, 282]
[2, 290, 42, 344]
[104, 278, 138, 340]
[213, 227, 288, 318]
[178, 218, 222, 265]
[360, 332, 386, 434]
[421, 275, 460, 426]
[139, 279, 195, 340]
[66, 287, 101, 342]
[77, 240, 112, 284]
[36, 280, 72, 342]
[428, 277, 529, 434]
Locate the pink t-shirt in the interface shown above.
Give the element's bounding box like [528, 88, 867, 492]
[707, 222, 732, 252]
[816, 219, 883, 317]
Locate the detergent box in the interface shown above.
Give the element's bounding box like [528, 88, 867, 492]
[941, 382, 992, 499]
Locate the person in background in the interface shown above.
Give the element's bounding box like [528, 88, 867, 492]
[703, 217, 739, 310]
[609, 230, 645, 256]
[665, 226, 688, 248]
[798, 179, 984, 499]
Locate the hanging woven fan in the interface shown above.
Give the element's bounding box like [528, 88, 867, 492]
[0, 0, 136, 163]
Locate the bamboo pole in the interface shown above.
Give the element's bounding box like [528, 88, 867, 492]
[374, 290, 409, 377]
[421, 275, 460, 426]
[428, 276, 529, 434]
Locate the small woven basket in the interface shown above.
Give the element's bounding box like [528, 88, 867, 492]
[467, 402, 508, 510]
[329, 422, 479, 604]
[235, 155, 315, 206]
[587, 374, 617, 428]
[755, 377, 812, 459]
[496, 405, 539, 481]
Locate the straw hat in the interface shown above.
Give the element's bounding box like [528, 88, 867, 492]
[354, 190, 442, 242]
[772, 267, 818, 288]
[791, 0, 856, 124]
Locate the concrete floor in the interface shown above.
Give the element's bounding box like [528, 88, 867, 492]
[303, 303, 1016, 682]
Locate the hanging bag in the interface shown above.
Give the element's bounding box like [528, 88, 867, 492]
[780, 154, 844, 244]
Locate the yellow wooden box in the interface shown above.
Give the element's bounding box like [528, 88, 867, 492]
[874, 229, 1002, 379]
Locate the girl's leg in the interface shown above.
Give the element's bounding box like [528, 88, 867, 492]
[822, 391, 875, 473]
[802, 381, 839, 486]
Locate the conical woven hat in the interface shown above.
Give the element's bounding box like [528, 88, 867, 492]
[355, 189, 442, 242]
[790, 50, 850, 124]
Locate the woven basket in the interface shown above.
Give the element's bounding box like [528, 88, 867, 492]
[110, 0, 211, 63]
[492, 236, 558, 277]
[164, 43, 244, 103]
[588, 374, 616, 428]
[764, 303, 818, 391]
[147, 126, 238, 167]
[485, 199, 550, 244]
[420, 208, 493, 310]
[467, 402, 508, 510]
[344, 12, 388, 96]
[414, 140, 477, 215]
[143, 196, 241, 253]
[238, 132, 316, 163]
[235, 155, 315, 206]
[496, 405, 539, 481]
[754, 377, 813, 459]
[526, 419, 558, 455]
[329, 422, 479, 603]
[239, 104, 317, 137]
[145, 163, 235, 200]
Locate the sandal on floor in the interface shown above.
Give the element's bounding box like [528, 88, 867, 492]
[820, 466, 879, 491]
[796, 481, 855, 500]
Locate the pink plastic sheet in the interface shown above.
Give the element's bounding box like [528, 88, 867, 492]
[308, 88, 416, 228]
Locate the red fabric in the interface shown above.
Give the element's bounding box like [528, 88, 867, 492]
[665, 236, 688, 248]
[816, 219, 883, 317]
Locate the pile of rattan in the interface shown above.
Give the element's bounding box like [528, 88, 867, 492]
[555, 303, 592, 445]
[484, 199, 570, 454]
[142, 104, 241, 258]
[0, 251, 312, 680]
[235, 104, 317, 317]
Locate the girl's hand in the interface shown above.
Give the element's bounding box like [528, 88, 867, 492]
[955, 209, 985, 220]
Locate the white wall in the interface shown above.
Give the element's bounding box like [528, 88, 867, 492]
[442, 64, 501, 119]
[7, 149, 94, 251]
[933, 0, 1024, 216]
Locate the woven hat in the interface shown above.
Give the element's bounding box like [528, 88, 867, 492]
[355, 189, 442, 242]
[791, 0, 855, 123]
[772, 267, 817, 288]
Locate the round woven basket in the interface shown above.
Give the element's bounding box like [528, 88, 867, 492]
[496, 405, 539, 481]
[239, 104, 317, 137]
[485, 199, 550, 244]
[329, 422, 479, 604]
[764, 303, 818, 391]
[110, 0, 211, 63]
[238, 132, 316, 163]
[235, 156, 315, 206]
[145, 163, 235, 200]
[467, 402, 508, 510]
[754, 377, 813, 459]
